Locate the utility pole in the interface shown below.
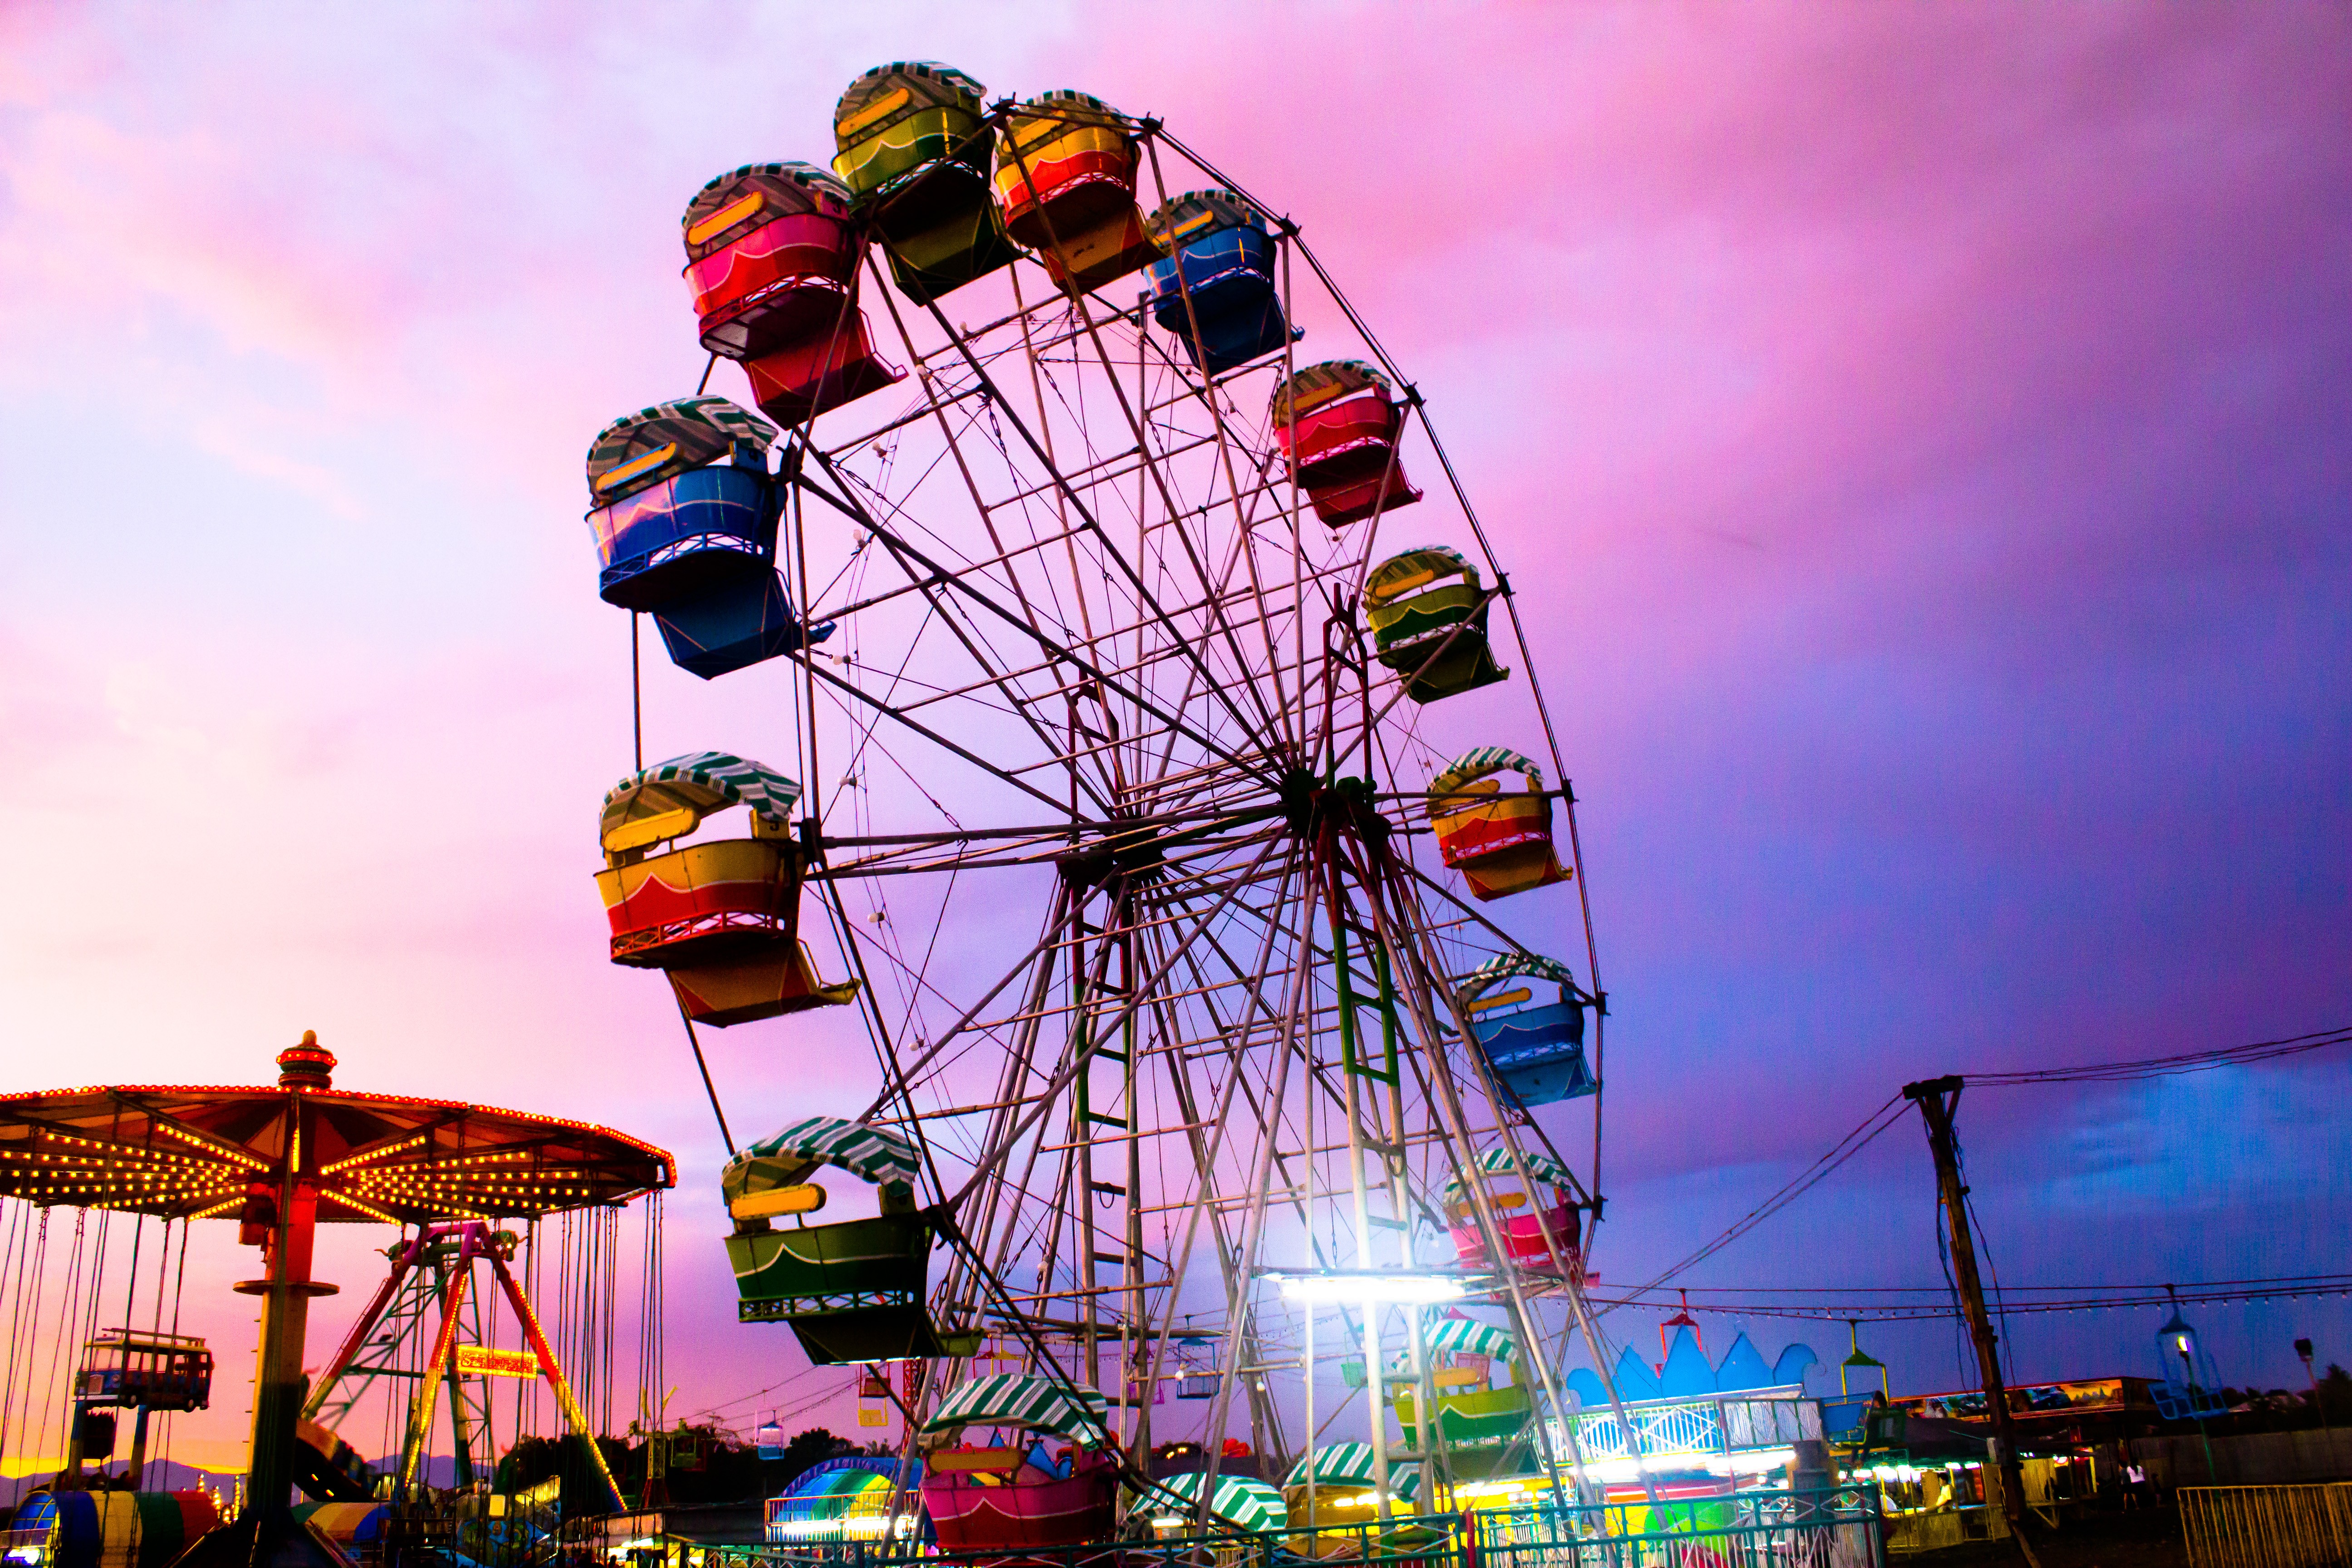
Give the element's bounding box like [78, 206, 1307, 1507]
[1904, 1076, 2040, 1568]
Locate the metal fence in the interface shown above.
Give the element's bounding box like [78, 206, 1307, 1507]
[686, 1489, 1881, 1568]
[1473, 1486, 1882, 1568]
[2181, 1483, 2352, 1568]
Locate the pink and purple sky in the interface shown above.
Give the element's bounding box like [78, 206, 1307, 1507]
[0, 4, 2346, 1471]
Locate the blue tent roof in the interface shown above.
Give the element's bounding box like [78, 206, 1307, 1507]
[1773, 1343, 1819, 1388]
[1658, 1326, 1714, 1397]
[1611, 1347, 1662, 1403]
[1713, 1332, 1774, 1392]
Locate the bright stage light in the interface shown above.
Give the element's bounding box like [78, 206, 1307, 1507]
[1263, 1270, 1474, 1304]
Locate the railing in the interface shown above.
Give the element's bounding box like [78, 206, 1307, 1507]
[1571, 1396, 1823, 1463]
[1475, 1486, 1882, 1568]
[2181, 1483, 2352, 1568]
[684, 1489, 1880, 1568]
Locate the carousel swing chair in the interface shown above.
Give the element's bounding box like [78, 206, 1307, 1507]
[1425, 748, 1569, 902]
[724, 1115, 967, 1365]
[1271, 361, 1424, 528]
[994, 91, 1166, 293]
[1142, 189, 1298, 375]
[584, 396, 834, 679]
[598, 751, 860, 1026]
[1439, 1149, 1582, 1278]
[1454, 952, 1597, 1107]
[832, 62, 1020, 305]
[1387, 1318, 1535, 1480]
[681, 162, 905, 429]
[1362, 546, 1509, 704]
[916, 1375, 1122, 1553]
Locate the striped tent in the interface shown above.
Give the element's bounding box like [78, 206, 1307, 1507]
[738, 1116, 919, 1192]
[1455, 952, 1578, 1007]
[1440, 1147, 1573, 1201]
[1154, 1471, 1287, 1532]
[1426, 748, 1544, 815]
[586, 398, 775, 505]
[1283, 1443, 1423, 1501]
[921, 1374, 1111, 1443]
[601, 751, 802, 851]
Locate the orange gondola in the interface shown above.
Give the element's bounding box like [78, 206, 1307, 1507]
[994, 92, 1165, 292]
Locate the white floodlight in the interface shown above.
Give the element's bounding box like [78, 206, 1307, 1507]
[1262, 1269, 1472, 1304]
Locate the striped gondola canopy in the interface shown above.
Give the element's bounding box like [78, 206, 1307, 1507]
[680, 163, 855, 262]
[1143, 188, 1269, 249]
[1269, 359, 1393, 427]
[1455, 951, 1579, 1006]
[1365, 545, 1481, 605]
[585, 397, 776, 507]
[1440, 1147, 1573, 1201]
[1425, 747, 1544, 816]
[921, 1374, 1111, 1444]
[732, 1116, 921, 1195]
[600, 752, 802, 855]
[1153, 1470, 1287, 1531]
[1281, 1442, 1422, 1500]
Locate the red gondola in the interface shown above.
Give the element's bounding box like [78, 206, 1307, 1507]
[1270, 361, 1423, 526]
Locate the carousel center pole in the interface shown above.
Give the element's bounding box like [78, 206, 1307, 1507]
[237, 1034, 339, 1564]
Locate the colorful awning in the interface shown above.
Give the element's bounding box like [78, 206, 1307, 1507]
[835, 62, 985, 142]
[735, 1116, 920, 1192]
[680, 163, 853, 260]
[920, 1374, 1111, 1444]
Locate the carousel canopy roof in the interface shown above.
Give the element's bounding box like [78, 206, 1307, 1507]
[600, 751, 801, 855]
[1153, 1471, 1286, 1531]
[921, 1374, 1110, 1443]
[585, 397, 775, 507]
[0, 1040, 675, 1225]
[732, 1116, 919, 1192]
[1440, 1147, 1573, 1200]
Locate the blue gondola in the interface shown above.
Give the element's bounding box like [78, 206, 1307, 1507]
[1143, 191, 1298, 374]
[584, 397, 829, 680]
[1456, 953, 1597, 1107]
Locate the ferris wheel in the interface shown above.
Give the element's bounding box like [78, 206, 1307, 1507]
[583, 63, 1625, 1539]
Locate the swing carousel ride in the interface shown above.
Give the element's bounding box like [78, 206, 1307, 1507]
[590, 61, 1626, 1549]
[0, 1037, 673, 1566]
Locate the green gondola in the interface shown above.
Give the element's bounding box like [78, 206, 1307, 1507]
[1364, 546, 1509, 702]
